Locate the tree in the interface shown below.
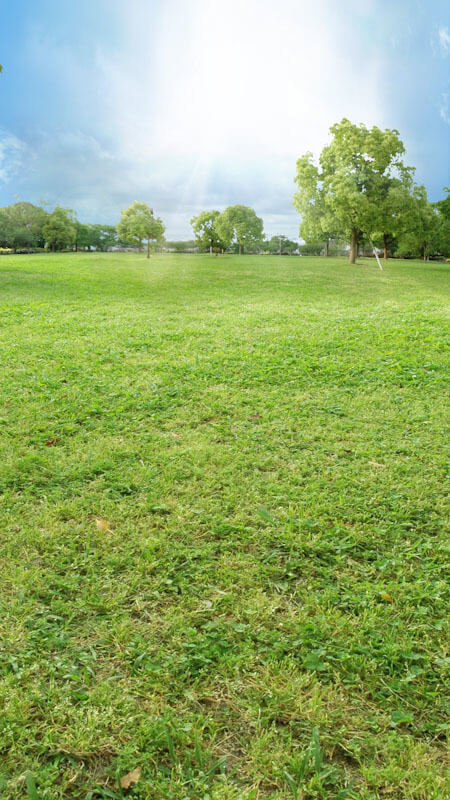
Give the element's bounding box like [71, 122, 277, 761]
[93, 224, 119, 251]
[266, 235, 298, 255]
[396, 186, 442, 260]
[43, 207, 77, 251]
[117, 202, 165, 258]
[73, 223, 118, 251]
[190, 210, 226, 253]
[215, 205, 264, 255]
[0, 202, 47, 251]
[294, 119, 414, 264]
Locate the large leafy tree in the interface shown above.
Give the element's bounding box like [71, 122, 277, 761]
[117, 202, 165, 258]
[294, 119, 414, 264]
[190, 210, 226, 253]
[42, 207, 77, 251]
[216, 205, 264, 255]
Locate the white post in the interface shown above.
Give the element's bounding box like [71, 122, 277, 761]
[369, 236, 383, 270]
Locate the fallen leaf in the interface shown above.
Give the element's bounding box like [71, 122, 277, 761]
[368, 460, 384, 467]
[380, 592, 393, 603]
[45, 438, 59, 446]
[120, 768, 141, 790]
[95, 518, 111, 532]
[170, 432, 181, 439]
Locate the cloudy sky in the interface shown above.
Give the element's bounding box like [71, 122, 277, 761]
[0, 0, 449, 239]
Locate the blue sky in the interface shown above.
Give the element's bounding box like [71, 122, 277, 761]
[0, 0, 449, 239]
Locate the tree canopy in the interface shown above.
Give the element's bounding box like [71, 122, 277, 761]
[117, 202, 165, 258]
[190, 210, 227, 253]
[215, 205, 264, 255]
[0, 202, 47, 252]
[294, 119, 416, 263]
[42, 207, 77, 251]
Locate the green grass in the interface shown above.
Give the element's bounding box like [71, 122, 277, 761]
[0, 252, 448, 799]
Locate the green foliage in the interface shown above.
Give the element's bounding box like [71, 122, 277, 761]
[165, 240, 198, 252]
[117, 201, 165, 257]
[396, 185, 445, 259]
[0, 202, 48, 251]
[75, 223, 118, 251]
[190, 210, 226, 251]
[266, 235, 299, 254]
[294, 119, 416, 263]
[42, 207, 77, 251]
[216, 204, 264, 254]
[0, 252, 448, 799]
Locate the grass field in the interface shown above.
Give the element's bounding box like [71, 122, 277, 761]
[0, 252, 448, 799]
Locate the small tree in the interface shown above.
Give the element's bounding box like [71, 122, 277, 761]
[215, 205, 264, 255]
[43, 208, 77, 251]
[117, 202, 165, 258]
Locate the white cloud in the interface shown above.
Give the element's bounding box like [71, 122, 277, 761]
[438, 26, 450, 55]
[0, 131, 29, 184]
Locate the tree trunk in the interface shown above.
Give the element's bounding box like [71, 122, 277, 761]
[349, 228, 358, 264]
[325, 238, 329, 257]
[239, 243, 242, 256]
[147, 239, 150, 259]
[383, 233, 388, 261]
[210, 244, 212, 255]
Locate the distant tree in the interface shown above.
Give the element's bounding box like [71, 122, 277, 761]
[435, 187, 450, 221]
[74, 223, 92, 251]
[93, 224, 118, 251]
[73, 223, 118, 251]
[0, 208, 12, 247]
[190, 210, 226, 253]
[117, 202, 165, 258]
[43, 207, 77, 251]
[266, 235, 298, 255]
[433, 188, 450, 257]
[215, 205, 264, 255]
[0, 202, 47, 252]
[294, 119, 414, 264]
[396, 186, 442, 260]
[164, 240, 198, 252]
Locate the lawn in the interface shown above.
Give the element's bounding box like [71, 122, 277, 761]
[0, 252, 448, 799]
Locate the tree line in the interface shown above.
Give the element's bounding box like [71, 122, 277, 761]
[0, 119, 448, 261]
[0, 203, 118, 253]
